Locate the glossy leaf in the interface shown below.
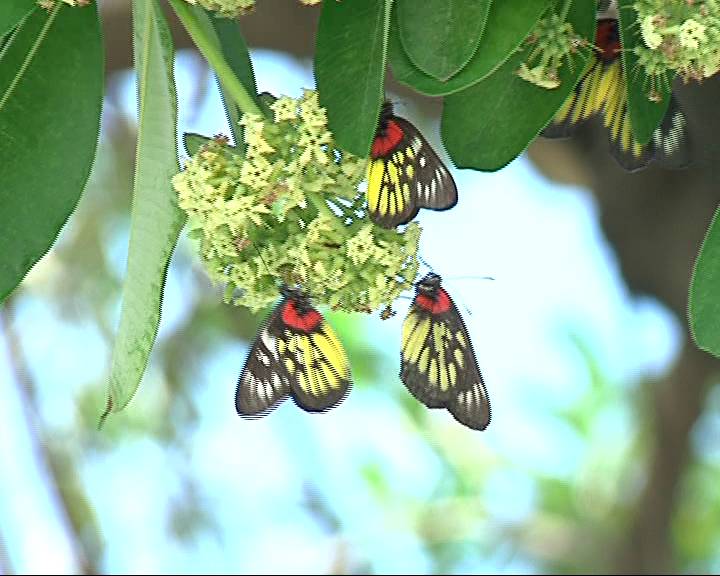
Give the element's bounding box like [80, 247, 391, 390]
[690, 205, 720, 357]
[0, 2, 103, 302]
[396, 0, 490, 81]
[0, 0, 35, 38]
[106, 0, 184, 414]
[618, 0, 672, 145]
[315, 0, 391, 157]
[441, 0, 595, 171]
[389, 0, 549, 96]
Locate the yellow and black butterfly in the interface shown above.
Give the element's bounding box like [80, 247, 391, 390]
[367, 101, 458, 229]
[400, 273, 491, 430]
[543, 17, 690, 171]
[236, 285, 352, 418]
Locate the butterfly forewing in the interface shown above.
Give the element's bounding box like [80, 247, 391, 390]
[236, 305, 292, 418]
[400, 274, 491, 431]
[367, 104, 457, 229]
[236, 290, 352, 418]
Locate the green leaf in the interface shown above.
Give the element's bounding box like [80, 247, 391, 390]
[690, 205, 720, 357]
[208, 9, 257, 144]
[395, 0, 490, 81]
[389, 0, 549, 96]
[0, 3, 103, 302]
[315, 0, 391, 157]
[441, 0, 595, 171]
[183, 132, 212, 156]
[0, 0, 35, 38]
[618, 0, 672, 145]
[106, 0, 184, 414]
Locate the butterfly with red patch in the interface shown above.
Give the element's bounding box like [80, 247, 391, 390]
[367, 101, 458, 229]
[400, 273, 491, 430]
[236, 285, 352, 418]
[542, 18, 690, 171]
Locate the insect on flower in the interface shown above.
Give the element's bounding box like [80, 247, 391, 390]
[542, 17, 690, 171]
[367, 102, 458, 229]
[236, 285, 352, 418]
[400, 273, 491, 431]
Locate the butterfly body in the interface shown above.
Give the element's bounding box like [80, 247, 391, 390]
[236, 285, 352, 418]
[400, 273, 491, 431]
[367, 102, 458, 228]
[543, 18, 690, 171]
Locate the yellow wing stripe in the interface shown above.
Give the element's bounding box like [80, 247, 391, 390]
[596, 60, 620, 110]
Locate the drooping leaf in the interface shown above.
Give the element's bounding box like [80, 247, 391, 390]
[395, 0, 490, 81]
[690, 205, 720, 357]
[0, 2, 103, 302]
[389, 0, 549, 96]
[618, 0, 672, 145]
[106, 0, 184, 414]
[315, 0, 391, 157]
[441, 0, 595, 171]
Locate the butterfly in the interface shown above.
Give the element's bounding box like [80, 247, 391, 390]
[400, 273, 491, 430]
[236, 285, 352, 418]
[367, 101, 458, 229]
[542, 17, 690, 171]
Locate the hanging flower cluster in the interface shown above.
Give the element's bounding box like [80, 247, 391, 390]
[517, 12, 588, 89]
[172, 90, 420, 314]
[635, 0, 720, 83]
[180, 0, 321, 18]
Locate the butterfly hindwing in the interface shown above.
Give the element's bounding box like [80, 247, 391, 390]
[400, 273, 491, 431]
[367, 103, 458, 229]
[236, 288, 352, 418]
[275, 307, 352, 413]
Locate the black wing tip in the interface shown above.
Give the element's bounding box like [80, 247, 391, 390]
[290, 379, 353, 414]
[448, 403, 492, 431]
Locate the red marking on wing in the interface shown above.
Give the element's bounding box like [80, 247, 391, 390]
[415, 289, 451, 314]
[281, 300, 322, 332]
[371, 120, 404, 158]
[596, 19, 620, 63]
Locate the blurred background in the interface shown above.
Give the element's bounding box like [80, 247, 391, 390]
[2, 0, 720, 573]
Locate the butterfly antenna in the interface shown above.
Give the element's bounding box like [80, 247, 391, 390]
[417, 254, 435, 273]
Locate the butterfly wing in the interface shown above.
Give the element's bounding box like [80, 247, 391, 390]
[236, 296, 352, 417]
[542, 56, 610, 139]
[276, 309, 353, 413]
[367, 116, 457, 229]
[400, 288, 491, 430]
[648, 95, 691, 170]
[236, 302, 293, 418]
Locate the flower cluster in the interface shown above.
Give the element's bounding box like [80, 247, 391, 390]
[182, 0, 255, 18]
[181, 0, 322, 18]
[173, 90, 420, 314]
[517, 13, 588, 89]
[635, 0, 720, 85]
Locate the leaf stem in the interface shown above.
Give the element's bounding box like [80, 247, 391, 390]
[168, 0, 261, 117]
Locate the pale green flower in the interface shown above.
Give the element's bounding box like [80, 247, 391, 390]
[173, 91, 421, 314]
[641, 15, 663, 49]
[270, 96, 298, 122]
[679, 18, 707, 50]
